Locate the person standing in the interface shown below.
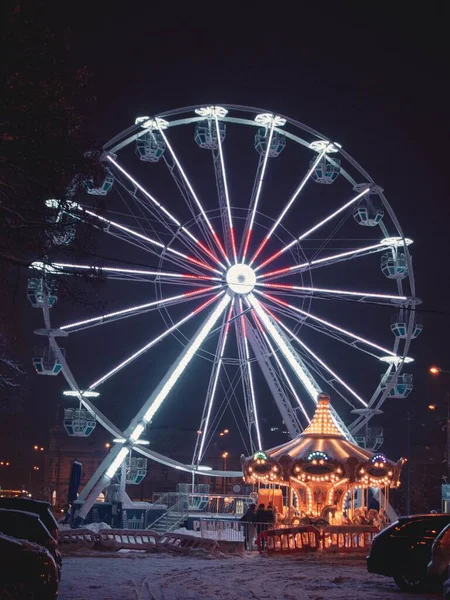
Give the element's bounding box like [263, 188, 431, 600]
[256, 503, 271, 550]
[240, 503, 256, 550]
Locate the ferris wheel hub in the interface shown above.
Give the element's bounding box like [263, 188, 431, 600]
[226, 263, 256, 295]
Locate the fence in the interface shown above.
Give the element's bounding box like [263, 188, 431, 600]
[96, 529, 159, 551]
[257, 526, 321, 554]
[321, 525, 378, 553]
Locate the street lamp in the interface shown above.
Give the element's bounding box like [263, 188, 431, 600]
[221, 452, 229, 494]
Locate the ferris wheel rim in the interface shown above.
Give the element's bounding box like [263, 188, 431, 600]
[32, 103, 419, 486]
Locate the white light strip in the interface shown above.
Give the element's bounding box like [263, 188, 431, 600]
[60, 286, 220, 330]
[106, 446, 129, 479]
[250, 146, 328, 265]
[214, 115, 237, 263]
[257, 282, 407, 301]
[257, 242, 386, 280]
[239, 299, 262, 450]
[253, 315, 310, 423]
[259, 291, 396, 356]
[130, 423, 145, 443]
[107, 156, 225, 270]
[156, 126, 230, 266]
[276, 318, 368, 407]
[137, 294, 231, 430]
[63, 390, 100, 397]
[242, 121, 275, 262]
[75, 204, 220, 274]
[88, 293, 224, 390]
[40, 262, 221, 281]
[198, 305, 233, 462]
[247, 294, 318, 401]
[256, 188, 370, 270]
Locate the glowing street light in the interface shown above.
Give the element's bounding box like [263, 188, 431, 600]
[428, 404, 437, 411]
[105, 443, 111, 449]
[430, 366, 441, 376]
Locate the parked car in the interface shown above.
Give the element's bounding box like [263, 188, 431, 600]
[0, 510, 62, 578]
[367, 513, 450, 592]
[428, 522, 450, 582]
[0, 498, 59, 542]
[0, 533, 59, 599]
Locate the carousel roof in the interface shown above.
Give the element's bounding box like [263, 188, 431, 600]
[262, 393, 391, 464]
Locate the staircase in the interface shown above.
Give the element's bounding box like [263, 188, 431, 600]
[151, 511, 186, 534]
[147, 494, 189, 534]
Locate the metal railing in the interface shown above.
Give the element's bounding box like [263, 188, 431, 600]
[148, 495, 189, 532]
[151, 492, 254, 516]
[200, 518, 281, 544]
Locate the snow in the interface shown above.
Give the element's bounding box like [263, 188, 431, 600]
[84, 522, 111, 533]
[58, 552, 442, 599]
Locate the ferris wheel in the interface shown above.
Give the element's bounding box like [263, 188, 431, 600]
[28, 104, 420, 517]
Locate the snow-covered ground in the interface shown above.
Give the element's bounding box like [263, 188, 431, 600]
[58, 551, 442, 599]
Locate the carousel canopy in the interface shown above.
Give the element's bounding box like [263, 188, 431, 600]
[242, 393, 404, 488]
[264, 393, 378, 463]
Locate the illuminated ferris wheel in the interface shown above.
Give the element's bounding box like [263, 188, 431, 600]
[28, 104, 420, 516]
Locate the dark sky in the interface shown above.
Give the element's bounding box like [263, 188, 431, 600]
[3, 2, 450, 487]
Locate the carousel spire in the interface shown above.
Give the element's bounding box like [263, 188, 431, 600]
[302, 393, 345, 438]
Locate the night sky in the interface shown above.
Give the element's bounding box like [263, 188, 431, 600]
[3, 3, 450, 489]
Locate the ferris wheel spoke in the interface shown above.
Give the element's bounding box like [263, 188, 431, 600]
[235, 298, 263, 450]
[250, 312, 310, 424]
[256, 188, 370, 271]
[249, 145, 330, 265]
[127, 292, 232, 444]
[87, 292, 225, 391]
[156, 126, 230, 266]
[107, 155, 226, 270]
[241, 121, 276, 262]
[273, 315, 368, 408]
[32, 261, 222, 285]
[72, 203, 221, 275]
[257, 241, 395, 282]
[213, 115, 237, 263]
[194, 304, 233, 465]
[256, 282, 409, 305]
[246, 294, 321, 403]
[257, 291, 396, 357]
[59, 286, 222, 333]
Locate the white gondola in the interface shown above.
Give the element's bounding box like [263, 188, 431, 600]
[380, 373, 413, 398]
[32, 345, 64, 376]
[85, 169, 114, 196]
[254, 128, 286, 157]
[311, 155, 340, 184]
[136, 131, 166, 162]
[353, 198, 384, 226]
[354, 427, 384, 451]
[381, 252, 408, 279]
[63, 408, 96, 437]
[194, 119, 226, 150]
[126, 457, 147, 485]
[27, 278, 58, 308]
[391, 310, 423, 339]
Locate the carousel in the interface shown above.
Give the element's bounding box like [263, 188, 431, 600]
[241, 393, 405, 527]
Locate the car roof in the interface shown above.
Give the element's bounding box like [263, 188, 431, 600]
[0, 509, 52, 538]
[399, 514, 450, 519]
[0, 498, 57, 528]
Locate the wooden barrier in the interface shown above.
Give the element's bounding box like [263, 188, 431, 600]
[159, 532, 219, 553]
[257, 526, 321, 554]
[58, 528, 98, 549]
[321, 525, 378, 553]
[96, 529, 159, 551]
